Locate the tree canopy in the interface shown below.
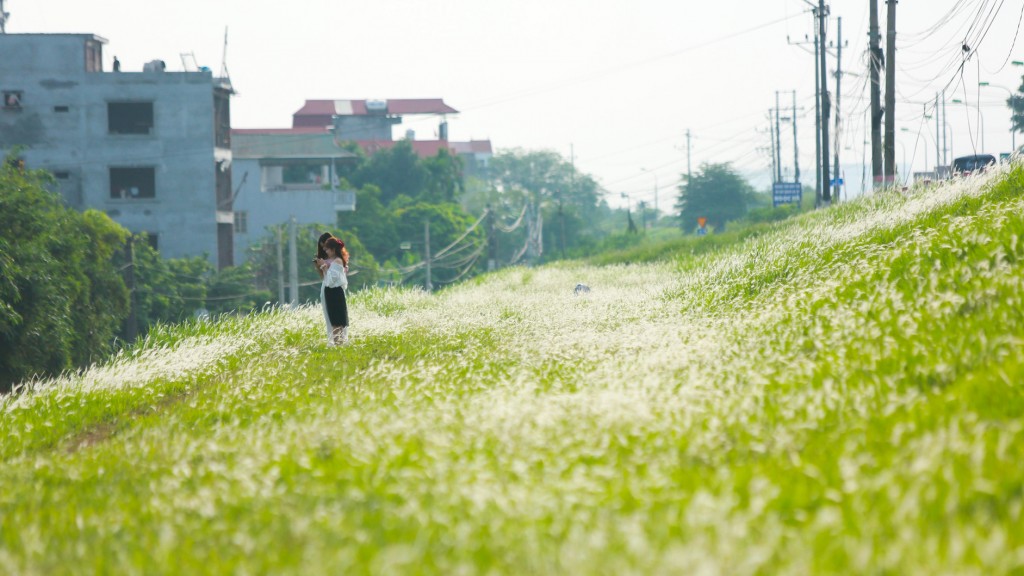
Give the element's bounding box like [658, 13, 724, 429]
[675, 163, 754, 233]
[0, 156, 129, 390]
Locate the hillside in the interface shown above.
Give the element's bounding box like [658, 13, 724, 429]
[2, 165, 1024, 574]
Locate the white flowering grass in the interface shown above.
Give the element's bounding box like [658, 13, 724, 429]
[1, 166, 1024, 574]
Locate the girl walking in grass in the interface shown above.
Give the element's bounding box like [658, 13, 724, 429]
[316, 237, 349, 346]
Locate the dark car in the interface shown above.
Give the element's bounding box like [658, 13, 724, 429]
[952, 154, 996, 175]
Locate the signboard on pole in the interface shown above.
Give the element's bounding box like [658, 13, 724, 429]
[772, 182, 802, 208]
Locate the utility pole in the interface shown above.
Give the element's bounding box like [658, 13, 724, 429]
[793, 90, 800, 184]
[769, 109, 778, 183]
[424, 219, 432, 292]
[942, 91, 948, 166]
[775, 92, 783, 183]
[818, 0, 832, 205]
[124, 236, 138, 342]
[686, 129, 692, 181]
[288, 216, 298, 307]
[870, 0, 884, 188]
[486, 204, 496, 272]
[935, 93, 941, 172]
[833, 16, 843, 202]
[276, 226, 285, 304]
[561, 144, 571, 257]
[884, 0, 897, 186]
[812, 8, 823, 206]
[0, 0, 9, 34]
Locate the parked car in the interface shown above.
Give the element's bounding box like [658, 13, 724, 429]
[952, 154, 996, 175]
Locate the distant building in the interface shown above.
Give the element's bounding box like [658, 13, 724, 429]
[0, 33, 235, 267]
[287, 98, 493, 166]
[293, 98, 458, 139]
[230, 129, 357, 264]
[228, 98, 494, 264]
[449, 139, 494, 176]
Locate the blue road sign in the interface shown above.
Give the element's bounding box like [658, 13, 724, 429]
[772, 182, 802, 208]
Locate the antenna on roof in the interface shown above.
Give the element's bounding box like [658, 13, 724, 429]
[219, 26, 231, 81]
[0, 0, 10, 34]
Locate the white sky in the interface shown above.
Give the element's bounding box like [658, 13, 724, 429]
[9, 0, 1024, 207]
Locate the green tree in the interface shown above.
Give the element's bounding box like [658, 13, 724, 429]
[675, 163, 754, 233]
[126, 238, 209, 334]
[422, 148, 464, 204]
[351, 141, 428, 205]
[392, 202, 483, 287]
[487, 149, 605, 259]
[1010, 75, 1024, 138]
[0, 157, 129, 389]
[337, 184, 399, 262]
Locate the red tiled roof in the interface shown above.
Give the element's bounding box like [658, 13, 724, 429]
[293, 99, 458, 118]
[232, 127, 330, 135]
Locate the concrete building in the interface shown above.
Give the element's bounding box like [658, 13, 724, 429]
[0, 33, 235, 267]
[230, 129, 357, 264]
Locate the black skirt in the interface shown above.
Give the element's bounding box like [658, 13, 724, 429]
[323, 286, 349, 327]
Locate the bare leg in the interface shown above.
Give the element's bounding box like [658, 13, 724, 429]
[331, 325, 343, 345]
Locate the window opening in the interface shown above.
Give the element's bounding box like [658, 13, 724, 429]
[108, 102, 154, 134]
[110, 167, 156, 199]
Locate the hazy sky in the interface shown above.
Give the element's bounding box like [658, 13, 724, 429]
[9, 0, 1024, 207]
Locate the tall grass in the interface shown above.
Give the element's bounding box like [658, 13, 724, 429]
[1, 166, 1023, 574]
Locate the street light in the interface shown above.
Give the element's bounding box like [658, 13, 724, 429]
[952, 98, 985, 153]
[979, 81, 1017, 153]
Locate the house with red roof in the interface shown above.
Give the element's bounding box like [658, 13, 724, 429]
[227, 98, 494, 263]
[234, 97, 492, 167]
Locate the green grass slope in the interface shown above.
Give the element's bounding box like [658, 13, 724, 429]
[2, 165, 1024, 574]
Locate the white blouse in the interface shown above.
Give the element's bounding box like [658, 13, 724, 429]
[322, 260, 348, 289]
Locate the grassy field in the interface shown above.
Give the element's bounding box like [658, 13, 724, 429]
[2, 165, 1024, 574]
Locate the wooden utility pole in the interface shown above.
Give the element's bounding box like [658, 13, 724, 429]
[833, 16, 843, 201]
[884, 0, 897, 185]
[870, 0, 884, 188]
[813, 9, 822, 205]
[818, 0, 832, 204]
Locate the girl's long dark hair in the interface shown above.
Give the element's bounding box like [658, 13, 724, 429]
[317, 232, 333, 259]
[324, 237, 349, 267]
